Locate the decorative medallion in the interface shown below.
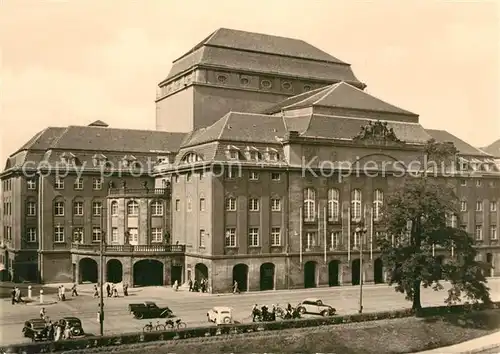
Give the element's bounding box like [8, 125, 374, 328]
[261, 80, 272, 89]
[303, 85, 312, 92]
[240, 77, 249, 86]
[282, 81, 292, 90]
[217, 75, 228, 84]
[353, 120, 403, 144]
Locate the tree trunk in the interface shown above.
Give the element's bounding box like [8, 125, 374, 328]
[412, 280, 422, 313]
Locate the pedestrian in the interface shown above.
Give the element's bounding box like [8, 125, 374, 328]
[71, 283, 78, 296]
[11, 287, 16, 305]
[113, 284, 118, 297]
[15, 287, 22, 303]
[252, 304, 258, 322]
[188, 279, 193, 292]
[47, 321, 55, 341]
[93, 284, 99, 298]
[61, 285, 66, 301]
[63, 323, 71, 339]
[40, 307, 46, 320]
[173, 280, 178, 291]
[106, 283, 111, 297]
[123, 283, 128, 296]
[54, 323, 62, 341]
[233, 280, 239, 294]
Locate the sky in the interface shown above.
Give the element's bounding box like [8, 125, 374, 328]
[1, 0, 499, 165]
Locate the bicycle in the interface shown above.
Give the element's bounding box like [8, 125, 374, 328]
[164, 318, 187, 330]
[142, 321, 164, 332]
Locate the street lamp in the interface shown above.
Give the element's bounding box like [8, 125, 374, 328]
[355, 226, 368, 314]
[99, 231, 105, 336]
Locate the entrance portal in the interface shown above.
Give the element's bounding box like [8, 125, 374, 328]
[133, 259, 164, 286]
[171, 266, 182, 285]
[328, 260, 340, 286]
[260, 263, 275, 291]
[107, 259, 123, 283]
[194, 263, 209, 281]
[79, 258, 98, 283]
[351, 259, 361, 285]
[374, 258, 384, 284]
[304, 261, 317, 288]
[232, 264, 248, 291]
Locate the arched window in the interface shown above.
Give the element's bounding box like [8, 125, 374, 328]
[110, 201, 118, 216]
[327, 188, 340, 222]
[303, 188, 316, 222]
[373, 189, 383, 221]
[351, 189, 362, 220]
[182, 152, 203, 164]
[54, 200, 65, 216]
[151, 201, 163, 216]
[127, 200, 139, 216]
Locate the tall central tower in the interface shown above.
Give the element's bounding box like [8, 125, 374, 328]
[155, 28, 365, 132]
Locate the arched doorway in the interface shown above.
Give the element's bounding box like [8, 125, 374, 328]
[304, 261, 317, 288]
[133, 259, 164, 286]
[436, 255, 445, 280]
[260, 263, 275, 291]
[194, 263, 209, 281]
[107, 259, 123, 283]
[351, 259, 361, 285]
[79, 258, 98, 283]
[233, 264, 248, 292]
[486, 253, 494, 277]
[328, 260, 340, 286]
[374, 258, 384, 284]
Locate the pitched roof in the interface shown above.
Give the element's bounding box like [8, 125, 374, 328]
[425, 129, 491, 157]
[12, 125, 186, 156]
[163, 28, 364, 86]
[88, 120, 109, 127]
[482, 139, 500, 157]
[279, 82, 417, 116]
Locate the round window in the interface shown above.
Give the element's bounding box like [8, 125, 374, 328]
[303, 85, 312, 91]
[261, 80, 272, 89]
[240, 77, 249, 85]
[282, 82, 292, 90]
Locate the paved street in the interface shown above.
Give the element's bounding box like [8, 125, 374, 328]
[1, 279, 500, 346]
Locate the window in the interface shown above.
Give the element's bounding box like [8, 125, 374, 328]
[27, 201, 36, 216]
[476, 180, 482, 187]
[151, 228, 162, 243]
[476, 201, 483, 212]
[225, 228, 236, 247]
[55, 177, 64, 189]
[330, 231, 341, 250]
[199, 198, 206, 211]
[225, 168, 236, 179]
[491, 202, 497, 212]
[373, 189, 384, 221]
[175, 199, 180, 211]
[73, 201, 84, 216]
[461, 201, 468, 212]
[460, 179, 467, 186]
[327, 188, 340, 222]
[74, 178, 83, 190]
[225, 197, 236, 211]
[229, 150, 238, 160]
[351, 189, 362, 220]
[269, 152, 280, 161]
[73, 227, 83, 243]
[248, 198, 260, 211]
[187, 197, 192, 212]
[271, 198, 281, 212]
[92, 177, 102, 190]
[54, 201, 65, 216]
[248, 228, 259, 247]
[111, 228, 118, 243]
[271, 227, 281, 246]
[271, 172, 281, 181]
[92, 201, 102, 216]
[249, 171, 259, 180]
[54, 226, 65, 243]
[127, 228, 138, 245]
[353, 232, 360, 248]
[27, 179, 36, 190]
[111, 201, 118, 216]
[127, 201, 139, 216]
[491, 226, 498, 240]
[306, 232, 316, 249]
[475, 225, 483, 240]
[490, 181, 497, 187]
[303, 188, 316, 221]
[186, 173, 192, 182]
[27, 228, 37, 243]
[249, 151, 261, 161]
[199, 229, 205, 247]
[151, 201, 163, 216]
[92, 227, 102, 242]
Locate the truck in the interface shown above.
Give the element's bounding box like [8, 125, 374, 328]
[128, 301, 174, 319]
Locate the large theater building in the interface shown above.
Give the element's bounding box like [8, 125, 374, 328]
[1, 28, 499, 292]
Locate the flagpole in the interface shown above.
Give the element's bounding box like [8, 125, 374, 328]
[370, 206, 373, 261]
[324, 206, 327, 263]
[348, 206, 351, 262]
[299, 206, 303, 264]
[317, 202, 321, 250]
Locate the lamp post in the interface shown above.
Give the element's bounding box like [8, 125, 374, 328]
[355, 226, 367, 314]
[99, 232, 105, 336]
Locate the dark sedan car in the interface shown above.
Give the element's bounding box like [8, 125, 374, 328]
[58, 317, 85, 337]
[22, 319, 49, 342]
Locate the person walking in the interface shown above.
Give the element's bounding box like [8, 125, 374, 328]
[71, 283, 78, 296]
[233, 280, 240, 294]
[123, 283, 129, 296]
[40, 307, 46, 320]
[93, 284, 99, 298]
[106, 283, 111, 297]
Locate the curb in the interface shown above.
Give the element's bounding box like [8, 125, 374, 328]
[466, 343, 500, 354]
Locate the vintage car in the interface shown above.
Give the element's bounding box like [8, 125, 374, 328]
[58, 317, 85, 337]
[296, 298, 336, 316]
[22, 319, 48, 342]
[128, 301, 174, 319]
[207, 306, 233, 325]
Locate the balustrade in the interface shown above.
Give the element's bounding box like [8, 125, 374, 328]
[70, 243, 185, 253]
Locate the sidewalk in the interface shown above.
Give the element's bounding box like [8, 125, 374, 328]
[415, 331, 500, 353]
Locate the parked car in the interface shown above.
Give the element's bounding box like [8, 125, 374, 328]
[207, 306, 233, 325]
[128, 301, 174, 319]
[22, 319, 48, 342]
[296, 298, 336, 316]
[58, 317, 85, 337]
